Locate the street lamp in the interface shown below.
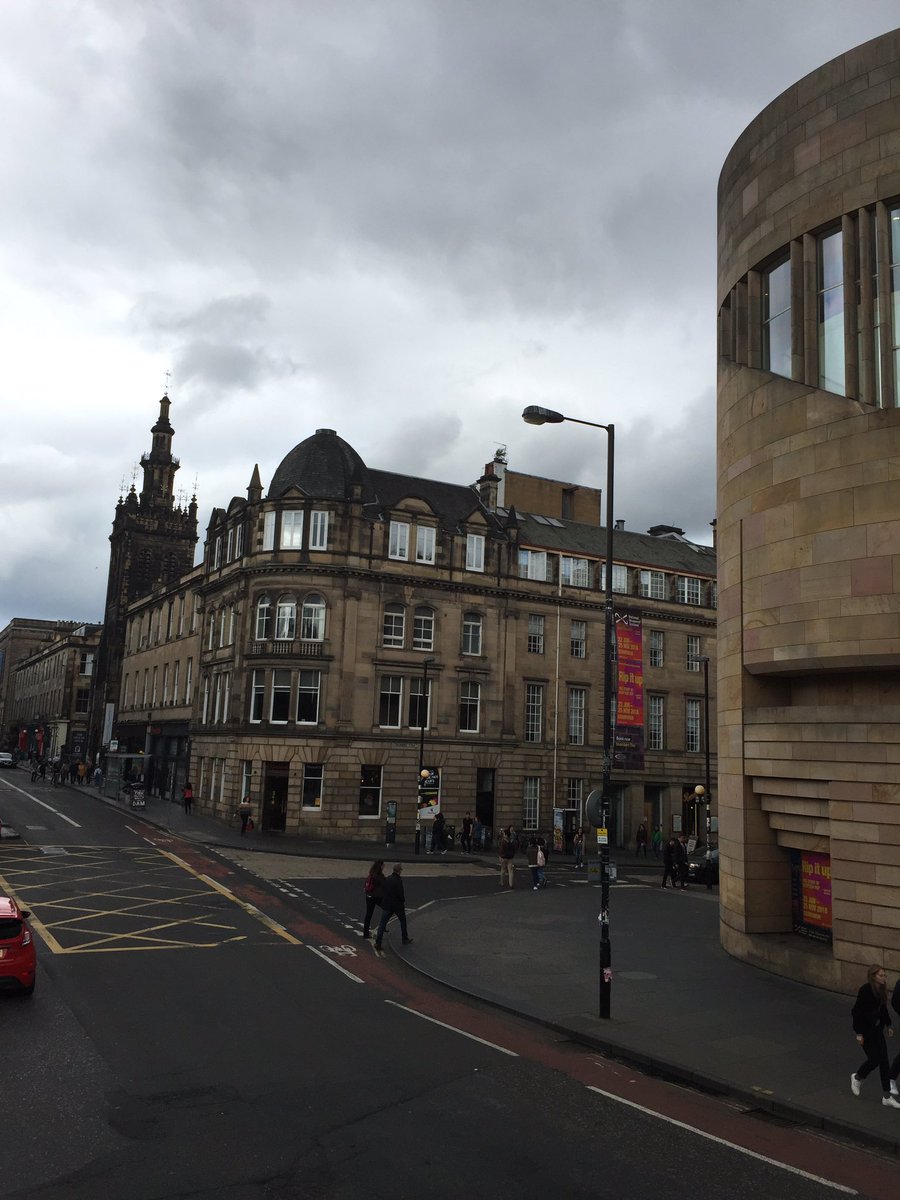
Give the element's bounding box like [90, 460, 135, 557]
[415, 656, 436, 855]
[522, 404, 615, 1019]
[694, 654, 713, 890]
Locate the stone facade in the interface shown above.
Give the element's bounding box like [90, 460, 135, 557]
[10, 624, 102, 761]
[717, 29, 900, 991]
[116, 425, 718, 848]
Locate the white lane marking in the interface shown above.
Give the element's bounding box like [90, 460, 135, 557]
[0, 777, 81, 827]
[307, 945, 364, 982]
[385, 1001, 519, 1057]
[585, 1086, 856, 1194]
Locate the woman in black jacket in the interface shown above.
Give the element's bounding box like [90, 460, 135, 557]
[361, 860, 385, 940]
[850, 964, 900, 1107]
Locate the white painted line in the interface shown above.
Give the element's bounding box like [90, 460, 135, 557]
[584, 1086, 856, 1194]
[385, 1000, 519, 1056]
[0, 777, 81, 826]
[307, 945, 364, 983]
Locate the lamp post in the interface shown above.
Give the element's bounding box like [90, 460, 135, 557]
[415, 656, 436, 855]
[522, 404, 615, 1019]
[694, 654, 713, 890]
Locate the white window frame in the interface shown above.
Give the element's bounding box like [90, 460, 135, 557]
[561, 556, 591, 588]
[459, 681, 480, 733]
[676, 576, 702, 605]
[647, 694, 665, 751]
[310, 510, 329, 550]
[524, 683, 544, 742]
[686, 697, 701, 753]
[262, 510, 276, 551]
[379, 676, 403, 728]
[570, 620, 586, 659]
[255, 596, 271, 640]
[639, 569, 666, 599]
[302, 763, 324, 810]
[280, 510, 304, 549]
[601, 563, 628, 593]
[270, 668, 291, 724]
[184, 657, 193, 703]
[234, 523, 244, 558]
[301, 595, 326, 642]
[527, 614, 545, 654]
[462, 612, 482, 656]
[389, 521, 410, 561]
[383, 604, 405, 648]
[523, 776, 540, 831]
[466, 533, 485, 572]
[275, 598, 296, 641]
[415, 525, 436, 564]
[519, 549, 549, 581]
[412, 607, 435, 651]
[649, 629, 664, 668]
[687, 635, 701, 671]
[250, 669, 265, 723]
[296, 670, 321, 724]
[568, 686, 586, 746]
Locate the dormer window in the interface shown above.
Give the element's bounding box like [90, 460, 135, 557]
[389, 521, 409, 560]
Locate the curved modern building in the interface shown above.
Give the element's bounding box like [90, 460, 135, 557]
[717, 29, 900, 991]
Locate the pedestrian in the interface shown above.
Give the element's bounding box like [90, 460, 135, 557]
[850, 965, 900, 1107]
[373, 863, 413, 955]
[573, 827, 584, 869]
[890, 975, 900, 1093]
[93, 765, 102, 788]
[527, 838, 540, 889]
[473, 816, 484, 850]
[651, 825, 663, 858]
[430, 809, 446, 854]
[237, 795, 253, 835]
[460, 811, 474, 853]
[537, 836, 548, 886]
[662, 835, 679, 888]
[362, 859, 386, 940]
[636, 821, 648, 857]
[182, 780, 194, 814]
[59, 762, 69, 785]
[498, 826, 518, 888]
[77, 760, 88, 786]
[676, 834, 689, 888]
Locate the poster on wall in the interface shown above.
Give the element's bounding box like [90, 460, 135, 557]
[790, 850, 833, 944]
[416, 767, 441, 818]
[614, 609, 644, 770]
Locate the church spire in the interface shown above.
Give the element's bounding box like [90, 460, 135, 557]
[139, 393, 179, 509]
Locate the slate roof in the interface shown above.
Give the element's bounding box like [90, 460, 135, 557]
[268, 429, 370, 501]
[516, 513, 716, 576]
[364, 469, 498, 534]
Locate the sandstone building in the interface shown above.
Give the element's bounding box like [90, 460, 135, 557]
[717, 28, 900, 990]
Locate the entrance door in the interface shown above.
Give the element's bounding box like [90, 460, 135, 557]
[475, 768, 495, 847]
[262, 763, 289, 832]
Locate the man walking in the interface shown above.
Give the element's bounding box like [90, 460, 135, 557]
[373, 863, 413, 956]
[499, 826, 518, 888]
[460, 811, 474, 853]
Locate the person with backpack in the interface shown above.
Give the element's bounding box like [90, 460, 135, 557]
[362, 860, 385, 940]
[499, 826, 518, 888]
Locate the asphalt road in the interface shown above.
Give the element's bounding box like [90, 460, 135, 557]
[0, 773, 894, 1200]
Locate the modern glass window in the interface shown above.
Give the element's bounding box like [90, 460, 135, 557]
[686, 697, 701, 753]
[379, 676, 402, 727]
[416, 525, 436, 564]
[255, 596, 271, 639]
[383, 603, 405, 647]
[568, 686, 586, 745]
[459, 681, 480, 733]
[519, 549, 549, 581]
[527, 614, 545, 654]
[271, 669, 291, 723]
[462, 612, 482, 656]
[649, 629, 664, 668]
[675, 576, 702, 605]
[296, 670, 321, 724]
[523, 777, 540, 831]
[275, 598, 296, 640]
[687, 635, 701, 670]
[570, 620, 586, 659]
[763, 256, 792, 378]
[302, 763, 324, 809]
[600, 563, 628, 593]
[407, 677, 432, 730]
[359, 765, 382, 818]
[561, 556, 591, 587]
[250, 669, 265, 722]
[466, 533, 485, 571]
[310, 510, 329, 550]
[262, 510, 276, 551]
[389, 521, 409, 560]
[412, 607, 435, 651]
[300, 595, 326, 642]
[647, 694, 665, 751]
[524, 683, 544, 742]
[638, 570, 666, 600]
[818, 228, 845, 395]
[280, 510, 304, 549]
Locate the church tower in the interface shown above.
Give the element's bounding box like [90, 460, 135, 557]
[89, 395, 198, 756]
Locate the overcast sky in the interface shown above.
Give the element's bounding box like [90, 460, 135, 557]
[2, 1, 898, 630]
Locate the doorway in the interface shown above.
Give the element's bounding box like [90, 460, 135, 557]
[262, 763, 289, 832]
[475, 768, 495, 846]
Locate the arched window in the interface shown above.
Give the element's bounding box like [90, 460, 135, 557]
[275, 595, 297, 641]
[300, 594, 326, 642]
[413, 606, 435, 651]
[255, 595, 271, 640]
[383, 603, 405, 647]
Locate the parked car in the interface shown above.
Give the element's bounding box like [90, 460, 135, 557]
[0, 752, 15, 769]
[0, 895, 36, 995]
[687, 844, 719, 884]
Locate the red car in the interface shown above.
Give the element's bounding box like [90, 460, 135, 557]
[0, 896, 36, 995]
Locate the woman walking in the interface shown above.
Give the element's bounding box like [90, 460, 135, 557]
[850, 964, 900, 1107]
[362, 860, 385, 940]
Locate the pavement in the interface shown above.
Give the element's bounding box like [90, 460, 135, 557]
[3, 770, 899, 1157]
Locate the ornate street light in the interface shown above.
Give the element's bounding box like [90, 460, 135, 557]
[522, 405, 615, 1019]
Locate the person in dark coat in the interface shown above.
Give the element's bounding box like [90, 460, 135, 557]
[850, 964, 900, 1106]
[460, 811, 474, 853]
[373, 864, 413, 955]
[362, 859, 385, 940]
[661, 836, 679, 888]
[891, 976, 900, 1094]
[430, 810, 446, 854]
[636, 822, 648, 857]
[676, 834, 689, 888]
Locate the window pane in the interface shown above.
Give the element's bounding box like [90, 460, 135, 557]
[524, 683, 543, 742]
[359, 765, 382, 817]
[296, 670, 320, 723]
[412, 608, 434, 650]
[763, 258, 792, 377]
[310, 511, 329, 550]
[302, 764, 323, 809]
[379, 676, 402, 727]
[389, 522, 409, 559]
[408, 678, 431, 729]
[383, 604, 405, 647]
[466, 533, 485, 571]
[523, 777, 539, 830]
[275, 600, 295, 639]
[459, 681, 480, 732]
[462, 613, 482, 655]
[416, 526, 436, 563]
[818, 229, 845, 395]
[570, 619, 586, 658]
[271, 669, 291, 722]
[281, 511, 304, 549]
[301, 596, 325, 641]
